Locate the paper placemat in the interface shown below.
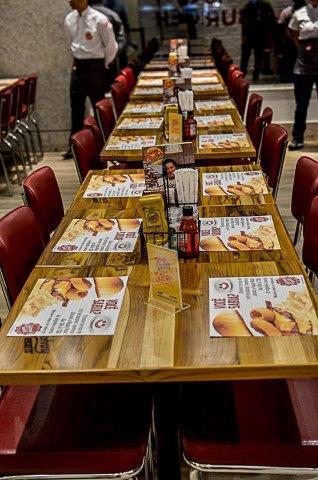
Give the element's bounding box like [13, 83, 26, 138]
[209, 275, 318, 337]
[137, 78, 163, 87]
[193, 84, 223, 92]
[199, 133, 249, 150]
[140, 71, 169, 78]
[124, 102, 163, 114]
[202, 171, 268, 196]
[105, 135, 157, 151]
[133, 88, 162, 95]
[52, 218, 142, 253]
[118, 117, 163, 130]
[195, 99, 235, 112]
[8, 276, 128, 337]
[192, 76, 220, 85]
[84, 173, 145, 198]
[196, 114, 234, 128]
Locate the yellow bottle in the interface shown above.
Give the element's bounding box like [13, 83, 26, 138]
[139, 194, 169, 246]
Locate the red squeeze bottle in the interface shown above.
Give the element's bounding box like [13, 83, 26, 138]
[183, 111, 197, 141]
[179, 205, 199, 259]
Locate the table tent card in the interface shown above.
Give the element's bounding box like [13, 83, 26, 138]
[105, 135, 156, 151]
[52, 218, 142, 253]
[195, 99, 235, 112]
[209, 275, 318, 337]
[196, 115, 234, 128]
[202, 171, 268, 196]
[8, 276, 128, 337]
[124, 102, 163, 114]
[117, 117, 163, 130]
[199, 216, 280, 252]
[142, 142, 194, 194]
[199, 133, 250, 150]
[83, 173, 145, 198]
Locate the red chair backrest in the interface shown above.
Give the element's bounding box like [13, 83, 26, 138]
[111, 77, 130, 117]
[16, 79, 26, 121]
[226, 63, 240, 85]
[302, 196, 318, 276]
[83, 114, 104, 151]
[23, 166, 64, 244]
[259, 123, 288, 197]
[250, 107, 273, 155]
[0, 91, 12, 140]
[291, 156, 318, 225]
[121, 67, 136, 91]
[231, 77, 249, 117]
[95, 98, 116, 143]
[71, 129, 101, 183]
[245, 93, 263, 137]
[0, 206, 45, 305]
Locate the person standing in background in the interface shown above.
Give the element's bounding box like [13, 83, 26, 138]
[288, 0, 318, 150]
[240, 0, 276, 81]
[102, 0, 130, 66]
[63, 0, 118, 159]
[276, 0, 306, 82]
[88, 0, 126, 54]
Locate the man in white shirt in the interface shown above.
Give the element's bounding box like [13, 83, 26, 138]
[64, 0, 118, 158]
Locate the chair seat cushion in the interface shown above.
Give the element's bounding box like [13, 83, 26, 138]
[0, 384, 151, 475]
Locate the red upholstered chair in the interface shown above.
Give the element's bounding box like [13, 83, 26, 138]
[245, 93, 263, 137]
[302, 196, 318, 281]
[291, 157, 318, 245]
[0, 383, 153, 478]
[95, 98, 116, 143]
[121, 66, 137, 91]
[259, 123, 288, 199]
[228, 69, 244, 97]
[111, 76, 130, 117]
[23, 166, 64, 244]
[0, 206, 45, 307]
[83, 114, 104, 151]
[231, 77, 249, 118]
[250, 106, 273, 163]
[71, 129, 101, 183]
[225, 63, 240, 86]
[182, 380, 318, 478]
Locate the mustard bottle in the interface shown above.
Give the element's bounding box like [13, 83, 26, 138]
[139, 194, 169, 246]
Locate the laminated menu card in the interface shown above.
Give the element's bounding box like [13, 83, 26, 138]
[199, 216, 280, 252]
[124, 102, 163, 114]
[52, 218, 142, 253]
[209, 275, 318, 337]
[137, 78, 163, 87]
[83, 173, 145, 198]
[8, 276, 128, 337]
[195, 99, 235, 112]
[193, 84, 223, 92]
[105, 135, 156, 151]
[199, 133, 249, 150]
[196, 115, 234, 128]
[117, 117, 163, 130]
[134, 87, 162, 96]
[202, 171, 268, 196]
[192, 76, 220, 84]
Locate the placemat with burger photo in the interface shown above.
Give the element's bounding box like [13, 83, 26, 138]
[192, 76, 220, 85]
[83, 173, 145, 198]
[117, 117, 163, 130]
[199, 133, 250, 151]
[196, 114, 234, 129]
[195, 99, 235, 113]
[52, 218, 142, 253]
[209, 275, 318, 337]
[202, 171, 268, 196]
[8, 276, 128, 337]
[200, 216, 280, 252]
[105, 135, 156, 151]
[124, 102, 163, 115]
[137, 78, 164, 87]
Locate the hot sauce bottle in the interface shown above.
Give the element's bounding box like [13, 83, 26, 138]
[178, 205, 199, 259]
[183, 111, 197, 141]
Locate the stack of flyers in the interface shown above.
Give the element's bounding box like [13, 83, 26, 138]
[192, 76, 220, 85]
[117, 117, 163, 130]
[196, 114, 234, 128]
[209, 275, 318, 337]
[8, 276, 129, 337]
[52, 218, 142, 253]
[202, 171, 268, 196]
[199, 133, 249, 150]
[133, 87, 162, 96]
[193, 84, 223, 92]
[105, 135, 157, 151]
[199, 216, 280, 252]
[137, 78, 163, 87]
[195, 99, 235, 112]
[124, 102, 163, 114]
[83, 173, 145, 198]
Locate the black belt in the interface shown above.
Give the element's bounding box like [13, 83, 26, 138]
[74, 58, 105, 65]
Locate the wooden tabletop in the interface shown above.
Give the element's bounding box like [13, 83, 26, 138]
[1, 260, 318, 385]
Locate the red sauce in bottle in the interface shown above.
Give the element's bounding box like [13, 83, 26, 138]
[178, 205, 199, 259]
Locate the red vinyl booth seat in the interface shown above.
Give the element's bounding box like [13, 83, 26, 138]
[0, 384, 152, 475]
[250, 107, 273, 154]
[83, 114, 104, 151]
[111, 77, 130, 117]
[182, 380, 318, 469]
[71, 128, 101, 182]
[245, 93, 263, 137]
[291, 156, 318, 225]
[95, 98, 116, 143]
[121, 66, 137, 91]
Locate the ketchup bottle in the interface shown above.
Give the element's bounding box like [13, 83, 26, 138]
[178, 205, 199, 259]
[183, 111, 197, 141]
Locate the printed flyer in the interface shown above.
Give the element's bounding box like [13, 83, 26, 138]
[192, 69, 217, 77]
[137, 78, 163, 87]
[124, 102, 163, 114]
[105, 135, 157, 151]
[199, 133, 250, 150]
[200, 216, 280, 252]
[202, 171, 268, 196]
[195, 99, 235, 112]
[193, 84, 223, 92]
[52, 218, 142, 253]
[209, 275, 318, 337]
[140, 71, 169, 78]
[83, 173, 145, 198]
[117, 117, 163, 130]
[192, 76, 220, 85]
[196, 114, 234, 128]
[133, 87, 163, 96]
[8, 276, 128, 337]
